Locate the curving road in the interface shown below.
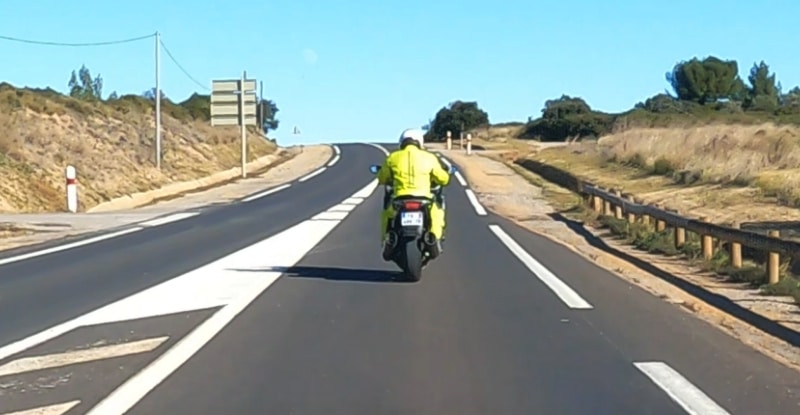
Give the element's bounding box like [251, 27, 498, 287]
[0, 143, 799, 414]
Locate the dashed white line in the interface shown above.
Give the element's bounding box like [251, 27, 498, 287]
[333, 145, 341, 155]
[341, 197, 365, 205]
[298, 167, 327, 182]
[242, 183, 291, 202]
[464, 189, 487, 216]
[1, 400, 81, 415]
[327, 204, 356, 212]
[489, 224, 593, 309]
[312, 211, 349, 221]
[0, 227, 143, 267]
[634, 362, 731, 415]
[139, 212, 199, 227]
[0, 336, 168, 377]
[439, 156, 453, 169]
[454, 171, 467, 186]
[366, 143, 389, 155]
[327, 154, 340, 167]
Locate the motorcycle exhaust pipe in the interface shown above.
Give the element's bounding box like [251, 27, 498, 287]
[422, 231, 436, 246]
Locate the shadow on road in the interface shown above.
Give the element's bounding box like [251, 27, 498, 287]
[228, 265, 410, 283]
[548, 211, 800, 349]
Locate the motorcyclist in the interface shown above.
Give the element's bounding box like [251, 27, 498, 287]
[376, 128, 451, 261]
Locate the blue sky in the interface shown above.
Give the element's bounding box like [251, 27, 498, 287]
[1, 0, 798, 145]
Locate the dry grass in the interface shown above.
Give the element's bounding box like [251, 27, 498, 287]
[0, 84, 278, 212]
[488, 123, 800, 226]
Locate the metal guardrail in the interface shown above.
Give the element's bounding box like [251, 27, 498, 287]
[516, 159, 798, 283]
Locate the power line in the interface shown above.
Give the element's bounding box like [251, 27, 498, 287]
[0, 32, 156, 46]
[158, 38, 209, 91]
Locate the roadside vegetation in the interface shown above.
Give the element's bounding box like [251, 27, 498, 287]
[0, 64, 283, 213]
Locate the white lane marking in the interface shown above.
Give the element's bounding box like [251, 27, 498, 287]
[84, 182, 379, 415]
[139, 212, 198, 227]
[0, 177, 379, 364]
[465, 189, 487, 216]
[0, 336, 168, 377]
[634, 362, 730, 415]
[333, 145, 341, 155]
[327, 204, 356, 212]
[1, 401, 81, 415]
[352, 179, 378, 198]
[455, 171, 467, 187]
[365, 143, 389, 155]
[341, 197, 364, 205]
[327, 154, 340, 167]
[312, 211, 349, 221]
[0, 227, 143, 267]
[298, 167, 326, 182]
[242, 183, 291, 202]
[489, 225, 593, 309]
[439, 156, 453, 169]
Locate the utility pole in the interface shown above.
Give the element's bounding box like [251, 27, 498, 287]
[155, 31, 162, 170]
[240, 70, 247, 177]
[259, 80, 264, 136]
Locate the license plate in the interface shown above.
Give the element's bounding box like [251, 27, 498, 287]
[400, 211, 424, 227]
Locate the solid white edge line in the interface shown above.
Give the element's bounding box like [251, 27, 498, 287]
[327, 154, 340, 167]
[1, 400, 82, 415]
[298, 167, 327, 182]
[464, 189, 487, 216]
[634, 362, 731, 415]
[488, 224, 593, 309]
[0, 227, 144, 267]
[139, 212, 199, 227]
[242, 183, 291, 202]
[454, 171, 467, 187]
[365, 143, 389, 155]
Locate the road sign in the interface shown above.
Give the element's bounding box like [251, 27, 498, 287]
[210, 73, 258, 178]
[210, 79, 257, 127]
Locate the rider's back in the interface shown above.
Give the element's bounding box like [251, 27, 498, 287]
[382, 145, 447, 198]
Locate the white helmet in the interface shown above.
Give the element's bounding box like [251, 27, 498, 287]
[399, 128, 425, 148]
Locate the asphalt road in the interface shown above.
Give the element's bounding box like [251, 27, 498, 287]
[0, 142, 799, 414]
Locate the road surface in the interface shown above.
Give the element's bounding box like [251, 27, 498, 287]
[0, 143, 799, 414]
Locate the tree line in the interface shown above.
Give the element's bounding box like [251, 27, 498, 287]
[66, 64, 280, 135]
[423, 56, 800, 142]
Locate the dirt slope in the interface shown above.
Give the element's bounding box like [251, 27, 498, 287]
[0, 83, 280, 213]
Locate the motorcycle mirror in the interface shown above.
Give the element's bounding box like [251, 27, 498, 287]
[449, 165, 457, 174]
[369, 165, 380, 174]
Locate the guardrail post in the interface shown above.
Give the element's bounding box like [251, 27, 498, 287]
[625, 194, 636, 223]
[655, 204, 666, 232]
[446, 130, 452, 150]
[592, 193, 602, 213]
[669, 208, 685, 248]
[66, 165, 78, 213]
[635, 198, 650, 226]
[613, 189, 623, 219]
[730, 221, 742, 268]
[466, 133, 472, 155]
[602, 190, 612, 216]
[700, 216, 714, 260]
[768, 230, 781, 284]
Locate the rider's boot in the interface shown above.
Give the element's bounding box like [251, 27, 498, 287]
[381, 231, 396, 261]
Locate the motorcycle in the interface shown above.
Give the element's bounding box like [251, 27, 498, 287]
[368, 163, 456, 281]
